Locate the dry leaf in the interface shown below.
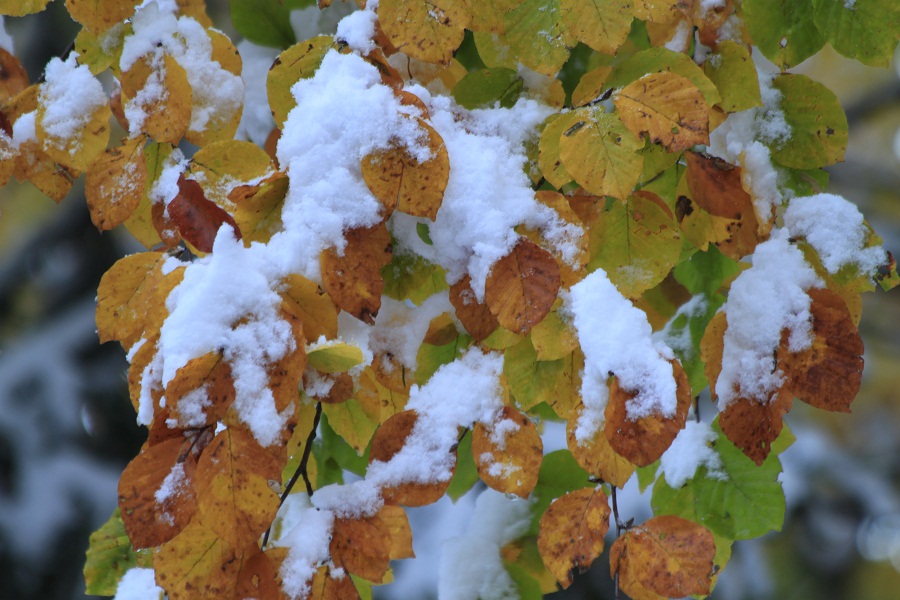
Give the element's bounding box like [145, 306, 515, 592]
[484, 238, 560, 334]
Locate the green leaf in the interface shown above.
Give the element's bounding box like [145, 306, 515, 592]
[673, 245, 741, 297]
[769, 73, 848, 170]
[651, 419, 789, 540]
[231, 0, 296, 48]
[529, 450, 593, 533]
[307, 342, 365, 374]
[452, 68, 524, 109]
[503, 0, 572, 76]
[505, 562, 544, 600]
[321, 399, 379, 455]
[446, 433, 479, 501]
[657, 293, 724, 393]
[606, 47, 720, 106]
[812, 0, 900, 67]
[743, 0, 826, 69]
[636, 460, 659, 493]
[415, 333, 474, 383]
[382, 252, 449, 305]
[416, 222, 433, 245]
[702, 41, 762, 113]
[504, 336, 580, 417]
[315, 413, 371, 479]
[84, 508, 153, 596]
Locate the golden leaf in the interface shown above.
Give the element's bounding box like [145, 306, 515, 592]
[154, 521, 243, 600]
[188, 139, 273, 209]
[164, 351, 235, 429]
[571, 65, 613, 107]
[537, 487, 610, 588]
[565, 417, 635, 488]
[378, 0, 469, 65]
[559, 0, 633, 55]
[184, 29, 243, 146]
[65, 0, 139, 33]
[472, 406, 543, 498]
[308, 565, 361, 600]
[280, 273, 339, 343]
[320, 222, 392, 325]
[267, 36, 335, 129]
[330, 516, 391, 583]
[85, 135, 148, 231]
[231, 171, 289, 245]
[120, 54, 192, 144]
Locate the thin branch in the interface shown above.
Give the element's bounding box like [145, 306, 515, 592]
[261, 401, 323, 549]
[694, 395, 701, 423]
[611, 486, 623, 600]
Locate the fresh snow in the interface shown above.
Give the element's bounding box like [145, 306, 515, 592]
[114, 568, 164, 600]
[660, 420, 725, 488]
[37, 53, 107, 151]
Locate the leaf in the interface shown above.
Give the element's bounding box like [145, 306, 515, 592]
[117, 437, 199, 549]
[415, 329, 474, 383]
[330, 516, 391, 583]
[36, 91, 111, 172]
[718, 391, 793, 467]
[376, 504, 415, 560]
[85, 135, 148, 231]
[123, 141, 175, 248]
[378, 0, 469, 65]
[308, 565, 361, 600]
[472, 406, 543, 498]
[120, 54, 193, 144]
[610, 515, 715, 598]
[446, 433, 479, 500]
[95, 252, 185, 349]
[0, 0, 52, 15]
[164, 352, 235, 428]
[571, 65, 613, 107]
[604, 359, 692, 467]
[565, 417, 635, 488]
[503, 0, 571, 76]
[308, 342, 365, 374]
[184, 29, 243, 147]
[382, 252, 448, 305]
[537, 487, 610, 588]
[189, 139, 274, 209]
[558, 108, 644, 200]
[231, 0, 296, 48]
[231, 171, 289, 245]
[607, 49, 720, 108]
[769, 73, 848, 170]
[484, 237, 561, 334]
[538, 111, 581, 188]
[65, 0, 139, 33]
[194, 428, 282, 548]
[168, 175, 243, 254]
[360, 117, 449, 220]
[0, 48, 28, 101]
[529, 303, 577, 361]
[614, 72, 709, 152]
[154, 521, 243, 600]
[702, 41, 762, 113]
[234, 548, 282, 600]
[651, 419, 790, 540]
[812, 0, 900, 67]
[84, 508, 153, 596]
[451, 67, 524, 109]
[322, 398, 379, 455]
[267, 36, 334, 128]
[743, 0, 826, 69]
[504, 335, 581, 418]
[559, 0, 632, 55]
[320, 222, 392, 325]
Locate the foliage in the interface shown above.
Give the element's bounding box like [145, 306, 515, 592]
[0, 0, 897, 598]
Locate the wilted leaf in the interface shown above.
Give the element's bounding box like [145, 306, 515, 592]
[360, 118, 449, 220]
[604, 359, 692, 467]
[120, 54, 192, 144]
[566, 417, 635, 488]
[378, 0, 468, 65]
[85, 135, 148, 231]
[472, 406, 543, 498]
[330, 516, 391, 583]
[168, 175, 243, 254]
[610, 516, 715, 598]
[614, 72, 709, 152]
[65, 0, 139, 33]
[558, 108, 644, 200]
[537, 487, 610, 588]
[84, 508, 153, 596]
[194, 428, 282, 548]
[320, 222, 392, 324]
[267, 36, 334, 128]
[154, 521, 243, 600]
[484, 237, 561, 334]
[559, 0, 632, 55]
[118, 437, 198, 549]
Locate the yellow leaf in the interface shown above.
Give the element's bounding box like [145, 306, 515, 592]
[308, 342, 365, 374]
[230, 171, 289, 245]
[188, 140, 273, 209]
[468, 0, 523, 33]
[66, 0, 139, 33]
[571, 65, 612, 107]
[123, 141, 176, 248]
[504, 0, 572, 76]
[558, 108, 644, 200]
[538, 111, 581, 188]
[560, 0, 633, 55]
[279, 273, 339, 343]
[36, 94, 111, 172]
[374, 504, 415, 560]
[566, 417, 635, 488]
[323, 398, 379, 455]
[268, 37, 337, 128]
[320, 222, 392, 325]
[308, 565, 361, 600]
[361, 117, 449, 221]
[472, 406, 543, 498]
[378, 0, 469, 65]
[0, 0, 53, 16]
[154, 521, 243, 600]
[85, 135, 148, 231]
[537, 487, 610, 588]
[529, 301, 578, 361]
[120, 54, 193, 144]
[184, 29, 243, 146]
[614, 72, 710, 152]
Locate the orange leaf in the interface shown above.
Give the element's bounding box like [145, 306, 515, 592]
[320, 222, 392, 325]
[719, 391, 792, 466]
[614, 72, 709, 152]
[194, 428, 282, 548]
[308, 565, 360, 600]
[610, 516, 716, 598]
[484, 237, 561, 334]
[361, 117, 449, 221]
[537, 487, 611, 588]
[85, 135, 148, 231]
[168, 175, 243, 254]
[117, 437, 198, 549]
[566, 417, 635, 488]
[449, 275, 499, 341]
[266, 307, 307, 415]
[604, 359, 691, 467]
[280, 274, 339, 343]
[329, 516, 391, 583]
[374, 504, 415, 560]
[120, 54, 192, 144]
[230, 171, 289, 245]
[0, 48, 28, 102]
[472, 406, 543, 499]
[235, 547, 283, 600]
[154, 521, 243, 600]
[164, 351, 235, 429]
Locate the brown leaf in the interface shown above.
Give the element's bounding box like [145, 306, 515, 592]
[266, 308, 307, 415]
[472, 406, 543, 499]
[308, 565, 360, 600]
[234, 547, 283, 600]
[0, 48, 28, 102]
[719, 391, 792, 466]
[361, 117, 449, 220]
[449, 275, 499, 341]
[610, 516, 716, 598]
[320, 222, 392, 325]
[604, 360, 692, 467]
[164, 351, 235, 429]
[566, 416, 635, 488]
[118, 437, 198, 549]
[168, 175, 243, 254]
[484, 237, 561, 334]
[329, 516, 391, 583]
[85, 135, 148, 231]
[537, 487, 611, 588]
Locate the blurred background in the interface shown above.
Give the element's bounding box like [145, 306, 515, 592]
[0, 2, 898, 599]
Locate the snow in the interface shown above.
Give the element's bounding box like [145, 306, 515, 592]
[155, 463, 188, 504]
[335, 4, 377, 54]
[271, 494, 335, 600]
[783, 193, 886, 276]
[659, 420, 725, 488]
[438, 489, 532, 600]
[368, 291, 454, 371]
[715, 229, 822, 408]
[11, 110, 36, 149]
[37, 53, 107, 151]
[654, 295, 709, 358]
[114, 568, 164, 600]
[664, 20, 691, 52]
[565, 270, 678, 442]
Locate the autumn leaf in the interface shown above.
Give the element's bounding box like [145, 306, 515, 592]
[307, 565, 361, 600]
[154, 521, 243, 600]
[85, 135, 148, 231]
[83, 508, 153, 596]
[537, 487, 611, 588]
[449, 275, 500, 341]
[375, 504, 415, 560]
[566, 417, 635, 488]
[65, 0, 139, 33]
[267, 36, 334, 128]
[604, 359, 692, 467]
[188, 139, 274, 209]
[610, 516, 716, 598]
[167, 175, 243, 254]
[719, 391, 793, 467]
[234, 548, 282, 600]
[322, 398, 379, 455]
[504, 335, 581, 417]
[378, 0, 469, 65]
[472, 406, 543, 498]
[559, 0, 632, 55]
[0, 0, 53, 16]
[614, 72, 710, 152]
[320, 222, 392, 325]
[571, 65, 613, 107]
[164, 351, 235, 429]
[307, 342, 365, 374]
[120, 54, 193, 144]
[231, 172, 289, 245]
[330, 516, 391, 583]
[503, 0, 572, 76]
[361, 118, 449, 221]
[484, 237, 561, 334]
[0, 48, 28, 101]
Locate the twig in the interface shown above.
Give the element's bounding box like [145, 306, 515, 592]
[695, 395, 701, 423]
